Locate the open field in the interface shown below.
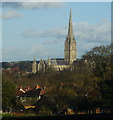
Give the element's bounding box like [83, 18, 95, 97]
[1, 113, 113, 120]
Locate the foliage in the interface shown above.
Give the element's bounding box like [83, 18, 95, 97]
[82, 44, 112, 111]
[2, 80, 16, 111]
[2, 44, 112, 115]
[2, 79, 23, 112]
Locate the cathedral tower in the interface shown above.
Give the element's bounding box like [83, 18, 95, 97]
[64, 9, 76, 64]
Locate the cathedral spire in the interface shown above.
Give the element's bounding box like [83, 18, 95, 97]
[68, 8, 73, 37]
[64, 9, 76, 64]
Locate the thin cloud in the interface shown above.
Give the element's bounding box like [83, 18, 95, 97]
[22, 20, 111, 44]
[1, 10, 23, 19]
[2, 44, 60, 61]
[1, 0, 112, 2]
[74, 20, 111, 43]
[3, 20, 111, 61]
[21, 20, 111, 59]
[22, 27, 67, 39]
[21, 2, 64, 9]
[2, 2, 65, 9]
[2, 0, 63, 2]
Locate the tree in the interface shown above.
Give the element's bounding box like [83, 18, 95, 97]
[82, 44, 113, 112]
[2, 80, 16, 112]
[2, 80, 23, 112]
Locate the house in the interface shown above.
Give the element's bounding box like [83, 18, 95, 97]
[17, 85, 46, 109]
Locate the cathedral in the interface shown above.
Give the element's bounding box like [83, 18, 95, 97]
[32, 9, 76, 73]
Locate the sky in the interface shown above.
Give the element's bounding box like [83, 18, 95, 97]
[1, 2, 111, 62]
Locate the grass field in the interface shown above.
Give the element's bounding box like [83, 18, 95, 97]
[1, 113, 113, 120]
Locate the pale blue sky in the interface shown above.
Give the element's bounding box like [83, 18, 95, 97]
[1, 2, 111, 62]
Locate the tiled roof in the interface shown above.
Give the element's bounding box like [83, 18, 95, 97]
[39, 89, 46, 96]
[37, 58, 70, 66]
[16, 91, 24, 96]
[50, 60, 68, 65]
[36, 61, 40, 64]
[56, 60, 68, 65]
[19, 88, 41, 97]
[51, 58, 64, 60]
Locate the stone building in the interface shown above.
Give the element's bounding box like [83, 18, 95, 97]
[32, 56, 37, 73]
[38, 59, 46, 72]
[64, 9, 76, 64]
[32, 9, 76, 73]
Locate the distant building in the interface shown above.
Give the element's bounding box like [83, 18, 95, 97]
[32, 9, 76, 73]
[32, 57, 37, 73]
[38, 59, 46, 72]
